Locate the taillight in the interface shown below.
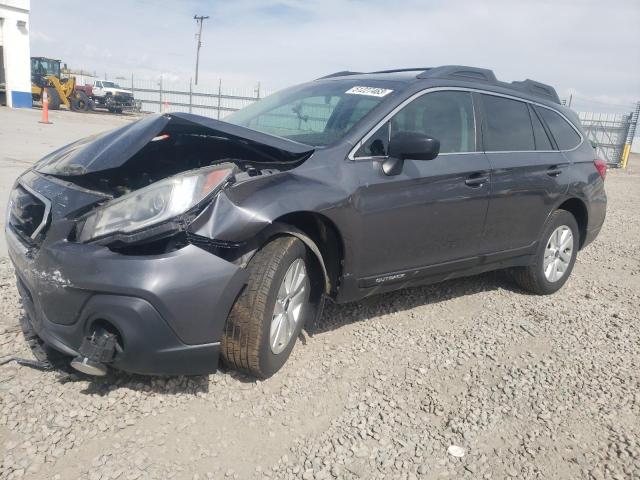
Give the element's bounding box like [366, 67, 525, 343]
[594, 159, 607, 180]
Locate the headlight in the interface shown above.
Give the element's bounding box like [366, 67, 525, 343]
[78, 164, 233, 242]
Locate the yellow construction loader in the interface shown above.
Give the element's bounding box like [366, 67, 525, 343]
[31, 57, 92, 112]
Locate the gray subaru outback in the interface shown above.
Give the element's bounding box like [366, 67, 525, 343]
[6, 66, 606, 378]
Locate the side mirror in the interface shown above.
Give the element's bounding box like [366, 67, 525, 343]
[383, 132, 440, 175]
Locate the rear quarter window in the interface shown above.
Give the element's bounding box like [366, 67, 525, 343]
[536, 107, 582, 150]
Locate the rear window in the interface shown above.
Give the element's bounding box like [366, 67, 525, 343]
[482, 95, 534, 151]
[536, 107, 582, 150]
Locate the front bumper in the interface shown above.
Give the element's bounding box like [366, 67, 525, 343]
[6, 226, 247, 375]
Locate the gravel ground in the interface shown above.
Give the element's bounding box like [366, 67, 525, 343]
[1, 163, 639, 480]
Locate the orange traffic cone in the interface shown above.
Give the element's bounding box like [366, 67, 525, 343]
[39, 89, 52, 124]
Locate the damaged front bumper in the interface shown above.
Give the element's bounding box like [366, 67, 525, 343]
[6, 221, 248, 376]
[4, 113, 316, 375]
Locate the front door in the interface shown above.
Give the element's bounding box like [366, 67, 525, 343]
[350, 90, 491, 282]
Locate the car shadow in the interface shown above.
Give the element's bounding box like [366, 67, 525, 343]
[44, 270, 522, 394]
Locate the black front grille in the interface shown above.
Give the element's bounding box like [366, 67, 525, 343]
[8, 186, 47, 243]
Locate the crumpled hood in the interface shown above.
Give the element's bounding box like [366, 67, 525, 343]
[35, 112, 315, 177]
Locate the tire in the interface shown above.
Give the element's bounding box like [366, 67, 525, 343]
[222, 237, 312, 378]
[70, 91, 90, 112]
[45, 87, 61, 110]
[511, 209, 579, 295]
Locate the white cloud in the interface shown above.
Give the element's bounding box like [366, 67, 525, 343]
[29, 0, 640, 112]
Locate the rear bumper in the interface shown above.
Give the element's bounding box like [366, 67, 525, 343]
[6, 226, 247, 375]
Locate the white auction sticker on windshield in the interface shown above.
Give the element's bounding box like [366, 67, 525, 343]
[345, 86, 393, 97]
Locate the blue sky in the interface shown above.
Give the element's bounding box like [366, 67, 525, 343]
[30, 0, 640, 113]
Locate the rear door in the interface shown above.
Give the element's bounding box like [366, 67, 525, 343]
[350, 90, 491, 281]
[480, 93, 569, 254]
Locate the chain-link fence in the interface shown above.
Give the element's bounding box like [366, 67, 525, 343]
[578, 102, 639, 168]
[107, 76, 272, 119]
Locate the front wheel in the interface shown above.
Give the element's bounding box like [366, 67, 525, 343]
[44, 87, 61, 110]
[221, 236, 312, 378]
[511, 209, 579, 295]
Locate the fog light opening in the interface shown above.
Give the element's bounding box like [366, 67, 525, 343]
[70, 323, 123, 376]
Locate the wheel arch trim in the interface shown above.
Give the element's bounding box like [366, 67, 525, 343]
[543, 196, 589, 249]
[245, 222, 331, 295]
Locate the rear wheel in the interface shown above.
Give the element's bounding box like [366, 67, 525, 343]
[70, 91, 90, 112]
[221, 237, 312, 378]
[511, 209, 579, 295]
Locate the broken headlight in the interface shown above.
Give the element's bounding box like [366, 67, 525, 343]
[78, 164, 233, 243]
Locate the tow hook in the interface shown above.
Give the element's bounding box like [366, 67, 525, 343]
[70, 327, 122, 376]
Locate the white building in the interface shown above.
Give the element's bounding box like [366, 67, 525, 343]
[0, 0, 31, 108]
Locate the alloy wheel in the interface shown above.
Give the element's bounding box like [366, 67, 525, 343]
[543, 225, 574, 282]
[270, 258, 309, 354]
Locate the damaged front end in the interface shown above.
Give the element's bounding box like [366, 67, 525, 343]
[36, 112, 314, 255]
[6, 113, 315, 376]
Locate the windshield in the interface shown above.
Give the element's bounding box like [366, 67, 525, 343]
[31, 58, 60, 77]
[102, 81, 121, 88]
[225, 80, 399, 146]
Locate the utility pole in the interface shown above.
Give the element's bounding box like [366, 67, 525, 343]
[193, 14, 209, 85]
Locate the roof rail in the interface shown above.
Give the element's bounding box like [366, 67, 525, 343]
[509, 79, 561, 104]
[371, 68, 431, 74]
[418, 65, 560, 104]
[316, 71, 362, 80]
[317, 65, 561, 105]
[417, 65, 497, 82]
[318, 68, 428, 80]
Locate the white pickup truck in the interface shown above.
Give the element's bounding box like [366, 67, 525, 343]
[89, 80, 135, 113]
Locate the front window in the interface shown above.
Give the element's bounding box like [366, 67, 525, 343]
[225, 81, 399, 146]
[101, 81, 121, 88]
[356, 90, 476, 157]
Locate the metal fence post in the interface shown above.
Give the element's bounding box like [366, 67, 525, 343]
[217, 79, 222, 120]
[621, 101, 640, 169]
[159, 75, 163, 114]
[131, 73, 135, 97]
[189, 78, 193, 114]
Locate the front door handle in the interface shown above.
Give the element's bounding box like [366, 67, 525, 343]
[465, 174, 489, 187]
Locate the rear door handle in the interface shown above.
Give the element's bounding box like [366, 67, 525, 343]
[465, 174, 489, 187]
[546, 165, 566, 176]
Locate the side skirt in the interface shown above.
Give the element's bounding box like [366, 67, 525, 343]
[340, 242, 537, 302]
